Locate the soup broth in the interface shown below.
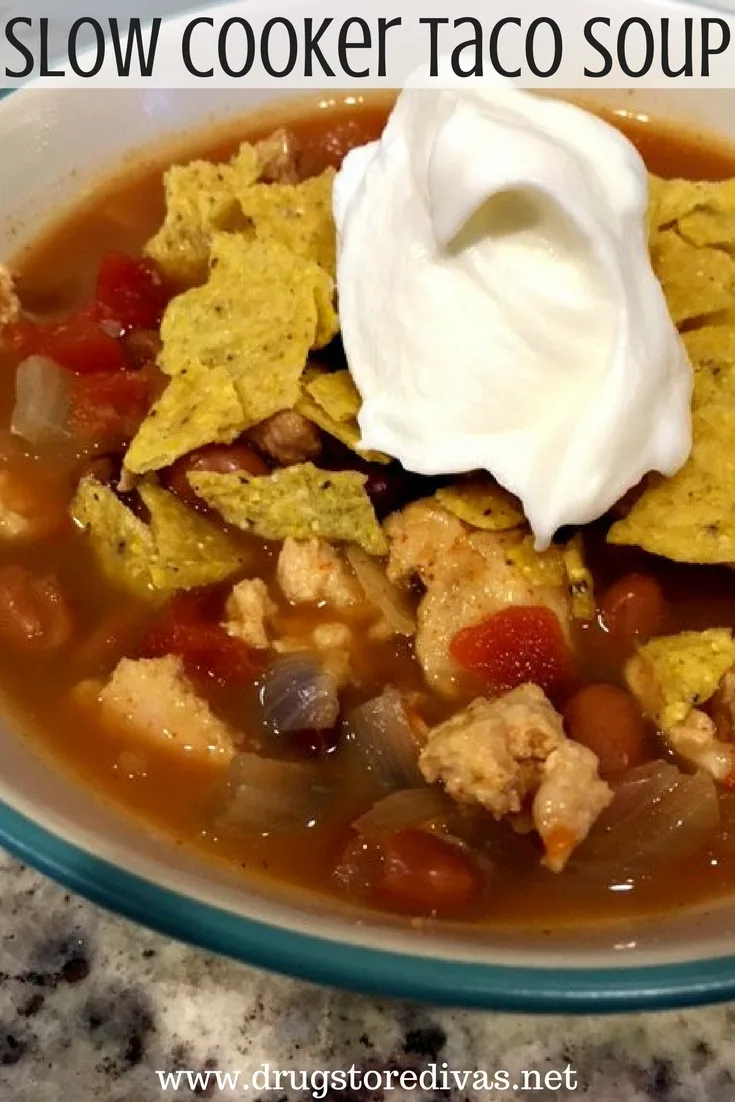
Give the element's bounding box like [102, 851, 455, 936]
[1, 97, 735, 929]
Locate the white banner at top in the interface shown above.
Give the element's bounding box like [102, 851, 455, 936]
[2, 0, 735, 89]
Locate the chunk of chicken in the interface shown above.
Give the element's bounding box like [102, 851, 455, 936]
[419, 684, 611, 871]
[419, 685, 565, 818]
[532, 742, 613, 872]
[626, 633, 735, 784]
[247, 410, 321, 467]
[223, 577, 275, 649]
[277, 537, 362, 610]
[95, 655, 234, 766]
[0, 266, 20, 329]
[386, 501, 572, 696]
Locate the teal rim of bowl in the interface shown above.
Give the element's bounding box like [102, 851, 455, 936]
[2, 83, 735, 1013]
[2, 794, 735, 1013]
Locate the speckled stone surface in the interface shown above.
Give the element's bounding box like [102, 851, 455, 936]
[1, 849, 734, 1101]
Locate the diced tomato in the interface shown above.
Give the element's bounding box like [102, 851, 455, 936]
[140, 590, 261, 687]
[92, 252, 169, 332]
[450, 605, 573, 698]
[8, 312, 127, 374]
[69, 369, 152, 448]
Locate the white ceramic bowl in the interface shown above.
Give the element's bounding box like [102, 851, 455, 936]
[1, 30, 735, 1012]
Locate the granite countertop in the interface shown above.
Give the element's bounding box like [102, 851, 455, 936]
[0, 849, 734, 1101]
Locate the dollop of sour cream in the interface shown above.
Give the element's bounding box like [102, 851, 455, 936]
[333, 80, 693, 548]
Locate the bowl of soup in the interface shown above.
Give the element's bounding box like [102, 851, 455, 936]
[2, 52, 735, 1009]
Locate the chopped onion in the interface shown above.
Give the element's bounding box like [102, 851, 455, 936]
[11, 356, 71, 449]
[343, 688, 424, 792]
[353, 787, 454, 837]
[259, 654, 339, 732]
[216, 752, 333, 834]
[573, 761, 719, 871]
[346, 545, 416, 636]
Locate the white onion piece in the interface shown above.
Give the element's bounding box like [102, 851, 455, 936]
[217, 752, 333, 833]
[346, 546, 416, 636]
[353, 787, 454, 837]
[344, 688, 424, 792]
[11, 356, 72, 448]
[573, 761, 719, 871]
[260, 654, 339, 732]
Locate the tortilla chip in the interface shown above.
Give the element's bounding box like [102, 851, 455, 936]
[436, 477, 524, 531]
[71, 477, 156, 596]
[143, 135, 295, 286]
[651, 228, 735, 325]
[144, 161, 247, 286]
[649, 174, 735, 248]
[159, 235, 337, 429]
[305, 367, 360, 423]
[237, 169, 336, 279]
[297, 367, 391, 464]
[139, 483, 246, 589]
[609, 403, 735, 563]
[562, 536, 595, 621]
[503, 533, 566, 590]
[683, 324, 735, 409]
[125, 362, 245, 474]
[632, 628, 735, 729]
[189, 462, 387, 555]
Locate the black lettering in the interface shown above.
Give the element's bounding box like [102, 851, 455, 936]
[584, 16, 612, 76]
[661, 16, 693, 77]
[109, 17, 160, 77]
[40, 17, 63, 76]
[69, 17, 104, 77]
[526, 17, 562, 77]
[377, 17, 400, 77]
[618, 17, 655, 78]
[489, 16, 521, 77]
[420, 18, 449, 76]
[261, 17, 297, 77]
[5, 18, 33, 78]
[304, 17, 333, 77]
[702, 17, 731, 76]
[183, 17, 213, 77]
[218, 18, 254, 78]
[338, 17, 370, 77]
[451, 17, 483, 77]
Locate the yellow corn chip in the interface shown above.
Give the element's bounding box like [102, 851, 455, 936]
[144, 161, 247, 286]
[562, 535, 596, 621]
[630, 628, 735, 729]
[159, 235, 337, 429]
[305, 367, 360, 423]
[189, 462, 387, 555]
[71, 477, 156, 597]
[435, 477, 524, 531]
[144, 135, 296, 286]
[139, 483, 247, 589]
[502, 533, 566, 590]
[651, 228, 735, 324]
[124, 362, 245, 475]
[608, 403, 735, 563]
[683, 324, 735, 409]
[297, 368, 391, 464]
[237, 169, 337, 279]
[649, 174, 735, 248]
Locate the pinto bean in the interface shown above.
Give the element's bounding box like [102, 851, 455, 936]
[563, 683, 648, 776]
[600, 573, 665, 650]
[247, 410, 321, 467]
[164, 442, 269, 509]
